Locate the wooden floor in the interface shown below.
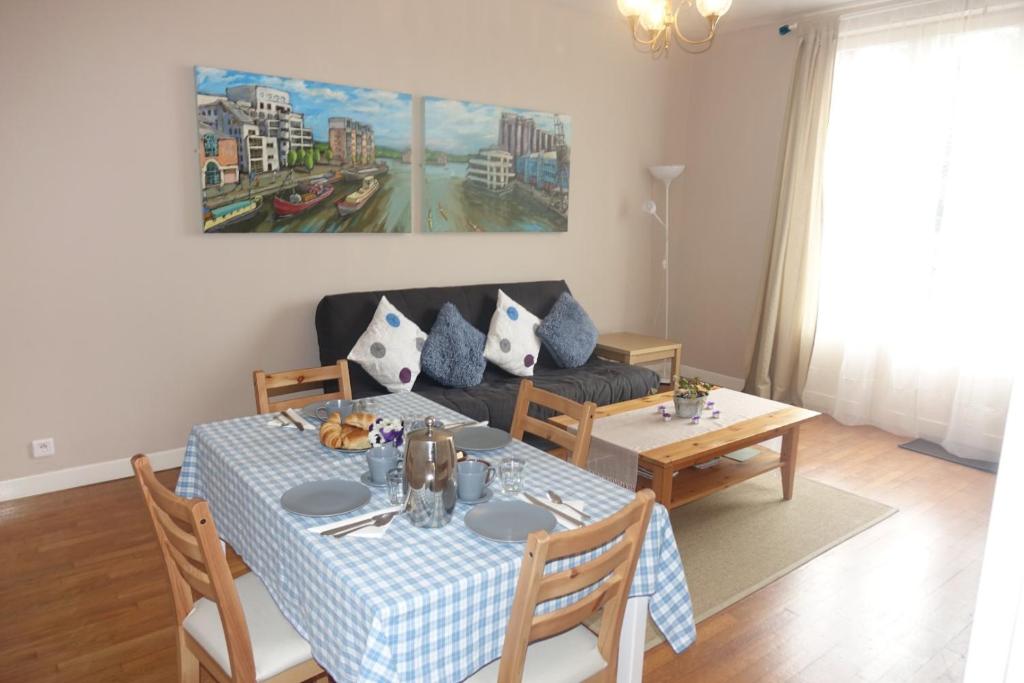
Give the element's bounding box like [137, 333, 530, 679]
[0, 416, 995, 682]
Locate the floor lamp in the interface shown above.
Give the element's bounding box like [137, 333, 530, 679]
[643, 164, 685, 340]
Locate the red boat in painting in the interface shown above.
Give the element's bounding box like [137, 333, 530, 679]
[272, 180, 334, 217]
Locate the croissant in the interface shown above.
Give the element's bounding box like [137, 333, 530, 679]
[343, 411, 376, 430]
[319, 420, 344, 449]
[340, 425, 371, 450]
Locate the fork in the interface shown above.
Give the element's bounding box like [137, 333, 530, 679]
[326, 511, 399, 538]
[547, 490, 592, 520]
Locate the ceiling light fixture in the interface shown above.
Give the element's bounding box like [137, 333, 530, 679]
[617, 0, 732, 56]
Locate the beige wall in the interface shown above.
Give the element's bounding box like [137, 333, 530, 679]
[0, 0, 683, 480]
[667, 25, 799, 380]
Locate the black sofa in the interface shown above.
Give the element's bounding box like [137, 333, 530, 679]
[315, 280, 659, 432]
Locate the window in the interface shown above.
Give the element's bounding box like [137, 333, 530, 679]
[204, 161, 221, 187]
[202, 134, 218, 157]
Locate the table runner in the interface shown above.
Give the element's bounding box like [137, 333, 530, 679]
[585, 388, 789, 485]
[176, 391, 696, 682]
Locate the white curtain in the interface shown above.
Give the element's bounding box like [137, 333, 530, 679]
[803, 0, 1024, 462]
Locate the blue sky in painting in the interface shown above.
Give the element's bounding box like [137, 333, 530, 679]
[425, 97, 572, 156]
[195, 67, 411, 149]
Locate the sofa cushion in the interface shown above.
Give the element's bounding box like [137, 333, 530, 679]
[346, 296, 427, 393]
[483, 290, 543, 377]
[537, 292, 599, 369]
[420, 303, 486, 388]
[317, 280, 570, 397]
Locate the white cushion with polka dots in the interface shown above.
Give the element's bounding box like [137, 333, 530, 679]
[347, 296, 427, 393]
[483, 289, 542, 377]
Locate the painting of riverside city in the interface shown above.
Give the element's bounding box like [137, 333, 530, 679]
[195, 67, 412, 233]
[423, 97, 571, 232]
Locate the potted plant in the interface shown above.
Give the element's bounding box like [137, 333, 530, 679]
[673, 377, 714, 418]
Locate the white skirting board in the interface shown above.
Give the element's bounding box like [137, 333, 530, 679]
[677, 364, 745, 391]
[0, 446, 185, 502]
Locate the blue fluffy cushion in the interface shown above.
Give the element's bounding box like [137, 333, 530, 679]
[420, 303, 487, 388]
[537, 293, 598, 369]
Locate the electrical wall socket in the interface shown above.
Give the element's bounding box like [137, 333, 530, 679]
[32, 438, 55, 458]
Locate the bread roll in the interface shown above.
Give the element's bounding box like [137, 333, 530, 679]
[343, 411, 376, 430]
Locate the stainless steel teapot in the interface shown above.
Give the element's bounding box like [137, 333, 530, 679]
[403, 416, 457, 528]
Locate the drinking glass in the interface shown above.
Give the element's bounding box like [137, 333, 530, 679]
[498, 456, 526, 494]
[386, 467, 404, 506]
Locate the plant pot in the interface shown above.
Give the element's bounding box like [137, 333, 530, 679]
[673, 396, 706, 419]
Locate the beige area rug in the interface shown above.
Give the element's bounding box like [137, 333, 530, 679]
[593, 473, 897, 649]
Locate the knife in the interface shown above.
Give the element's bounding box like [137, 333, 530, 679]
[523, 492, 584, 528]
[280, 410, 305, 431]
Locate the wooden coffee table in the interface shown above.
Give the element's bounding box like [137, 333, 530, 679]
[551, 391, 819, 510]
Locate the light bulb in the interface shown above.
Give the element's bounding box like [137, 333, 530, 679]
[639, 1, 667, 31]
[695, 0, 732, 18]
[617, 0, 649, 17]
[642, 200, 658, 215]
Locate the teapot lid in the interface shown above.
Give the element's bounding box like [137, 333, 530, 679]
[409, 416, 452, 443]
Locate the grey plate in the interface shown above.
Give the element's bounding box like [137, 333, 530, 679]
[359, 471, 387, 489]
[457, 488, 494, 506]
[301, 399, 355, 425]
[454, 426, 512, 452]
[464, 500, 557, 543]
[280, 479, 371, 517]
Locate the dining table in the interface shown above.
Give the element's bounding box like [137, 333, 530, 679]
[176, 391, 696, 682]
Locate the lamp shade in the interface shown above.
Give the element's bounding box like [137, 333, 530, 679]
[696, 0, 733, 18]
[617, 0, 649, 17]
[639, 1, 667, 30]
[648, 164, 685, 183]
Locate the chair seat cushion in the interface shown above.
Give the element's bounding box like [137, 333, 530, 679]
[183, 572, 313, 682]
[464, 625, 607, 683]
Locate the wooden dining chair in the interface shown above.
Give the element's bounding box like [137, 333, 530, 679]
[131, 454, 327, 683]
[466, 489, 656, 683]
[509, 379, 597, 468]
[252, 360, 352, 415]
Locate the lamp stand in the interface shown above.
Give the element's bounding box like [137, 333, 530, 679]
[647, 164, 685, 343]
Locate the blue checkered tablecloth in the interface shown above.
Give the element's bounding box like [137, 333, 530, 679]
[176, 392, 696, 682]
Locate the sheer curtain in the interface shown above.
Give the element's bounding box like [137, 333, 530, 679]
[803, 0, 1024, 462]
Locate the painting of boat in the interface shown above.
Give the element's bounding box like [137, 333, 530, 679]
[342, 161, 390, 182]
[335, 177, 380, 217]
[273, 180, 334, 218]
[195, 66, 412, 233]
[203, 196, 262, 233]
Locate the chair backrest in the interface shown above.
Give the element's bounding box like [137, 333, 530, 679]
[509, 379, 597, 468]
[131, 454, 256, 682]
[497, 489, 656, 683]
[252, 359, 352, 415]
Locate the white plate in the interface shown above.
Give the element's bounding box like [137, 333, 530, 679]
[464, 500, 556, 543]
[280, 479, 371, 517]
[454, 426, 512, 452]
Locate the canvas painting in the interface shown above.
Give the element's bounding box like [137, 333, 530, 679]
[195, 67, 412, 233]
[423, 97, 571, 233]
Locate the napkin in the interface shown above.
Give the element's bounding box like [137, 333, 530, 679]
[518, 494, 586, 529]
[266, 408, 317, 431]
[308, 505, 402, 539]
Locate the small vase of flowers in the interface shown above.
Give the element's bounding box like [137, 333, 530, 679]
[369, 418, 405, 450]
[674, 377, 714, 419]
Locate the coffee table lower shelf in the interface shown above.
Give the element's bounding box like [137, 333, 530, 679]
[637, 449, 785, 510]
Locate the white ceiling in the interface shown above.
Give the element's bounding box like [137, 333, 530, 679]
[552, 0, 853, 30]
